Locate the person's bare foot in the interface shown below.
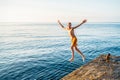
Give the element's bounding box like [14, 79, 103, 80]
[82, 56, 85, 62]
[69, 58, 74, 62]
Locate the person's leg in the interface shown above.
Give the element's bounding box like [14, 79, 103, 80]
[69, 46, 74, 62]
[75, 46, 85, 62]
[69, 38, 76, 62]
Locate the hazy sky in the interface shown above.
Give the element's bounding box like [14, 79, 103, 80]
[0, 0, 120, 22]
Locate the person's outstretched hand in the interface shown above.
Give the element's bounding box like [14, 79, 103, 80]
[58, 20, 60, 23]
[82, 19, 87, 23]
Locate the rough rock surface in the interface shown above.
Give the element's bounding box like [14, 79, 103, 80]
[61, 54, 120, 80]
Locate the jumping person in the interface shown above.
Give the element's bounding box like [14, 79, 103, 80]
[58, 19, 87, 62]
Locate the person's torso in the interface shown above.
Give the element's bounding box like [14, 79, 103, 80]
[66, 28, 76, 39]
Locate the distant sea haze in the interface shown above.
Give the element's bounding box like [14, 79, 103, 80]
[0, 22, 120, 80]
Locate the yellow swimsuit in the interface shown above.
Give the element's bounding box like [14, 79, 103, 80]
[71, 37, 77, 46]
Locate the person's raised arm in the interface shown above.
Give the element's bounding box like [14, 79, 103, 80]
[58, 20, 66, 30]
[73, 19, 87, 29]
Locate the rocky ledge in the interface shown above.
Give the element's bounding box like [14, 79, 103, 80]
[61, 54, 120, 80]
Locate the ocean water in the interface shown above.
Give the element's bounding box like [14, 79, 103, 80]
[0, 22, 120, 80]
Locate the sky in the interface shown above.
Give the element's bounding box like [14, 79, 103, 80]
[0, 0, 120, 23]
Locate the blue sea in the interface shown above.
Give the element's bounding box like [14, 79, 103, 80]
[0, 22, 120, 80]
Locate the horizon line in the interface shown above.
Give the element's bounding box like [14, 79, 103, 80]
[0, 21, 120, 23]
